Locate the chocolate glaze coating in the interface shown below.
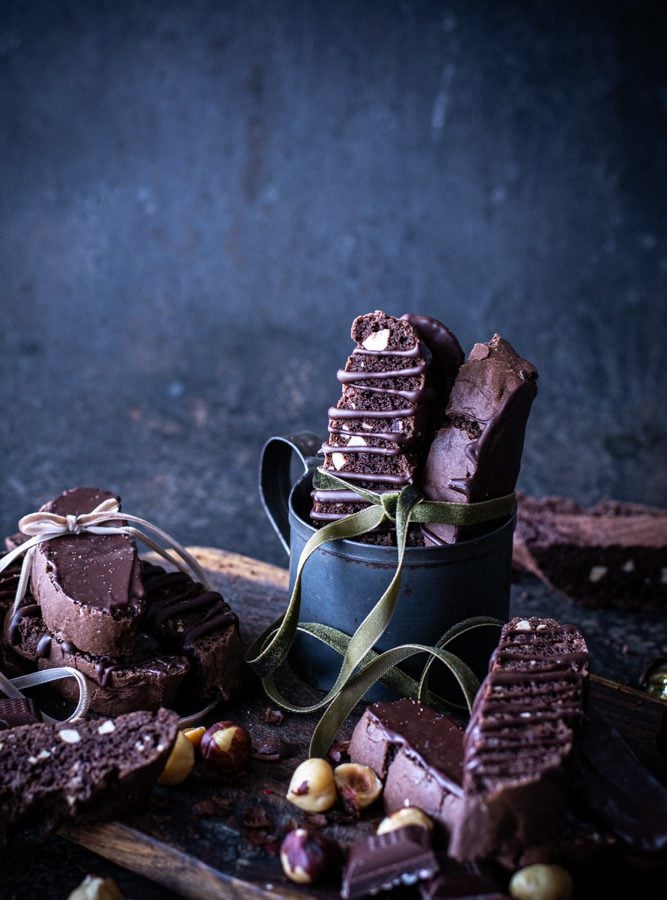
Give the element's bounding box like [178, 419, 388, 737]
[400, 313, 464, 426]
[422, 335, 537, 545]
[349, 698, 464, 830]
[31, 487, 145, 656]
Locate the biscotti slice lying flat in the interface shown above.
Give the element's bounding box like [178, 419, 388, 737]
[422, 335, 538, 545]
[449, 617, 589, 867]
[30, 487, 146, 656]
[0, 707, 178, 845]
[312, 311, 438, 542]
[513, 493, 667, 612]
[348, 697, 464, 832]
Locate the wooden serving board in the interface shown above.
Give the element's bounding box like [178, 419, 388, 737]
[61, 548, 667, 899]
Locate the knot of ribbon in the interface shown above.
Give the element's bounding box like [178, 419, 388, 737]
[0, 498, 213, 621]
[246, 468, 515, 757]
[0, 498, 219, 726]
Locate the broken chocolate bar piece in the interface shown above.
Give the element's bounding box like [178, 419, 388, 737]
[341, 825, 440, 899]
[573, 709, 667, 858]
[420, 856, 508, 899]
[449, 617, 589, 867]
[422, 335, 537, 544]
[30, 487, 145, 656]
[513, 493, 667, 612]
[348, 698, 464, 830]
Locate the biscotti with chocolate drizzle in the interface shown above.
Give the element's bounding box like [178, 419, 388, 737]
[0, 707, 178, 845]
[449, 616, 589, 867]
[311, 311, 461, 543]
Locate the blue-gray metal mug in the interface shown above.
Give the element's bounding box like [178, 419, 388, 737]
[259, 433, 514, 699]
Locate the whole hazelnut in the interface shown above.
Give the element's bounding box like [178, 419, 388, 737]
[376, 806, 433, 835]
[200, 721, 252, 779]
[158, 731, 195, 786]
[509, 864, 573, 900]
[334, 762, 383, 810]
[286, 758, 337, 813]
[280, 828, 343, 885]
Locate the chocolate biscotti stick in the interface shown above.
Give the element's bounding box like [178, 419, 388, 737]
[0, 707, 178, 846]
[449, 617, 589, 867]
[30, 487, 145, 656]
[422, 335, 538, 544]
[312, 311, 460, 542]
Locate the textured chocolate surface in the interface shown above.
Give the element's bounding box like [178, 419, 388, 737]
[420, 856, 508, 899]
[349, 698, 464, 829]
[31, 487, 146, 656]
[0, 707, 179, 846]
[423, 335, 537, 545]
[342, 825, 440, 899]
[513, 493, 667, 611]
[449, 617, 589, 866]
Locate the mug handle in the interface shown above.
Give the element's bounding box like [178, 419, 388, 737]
[259, 432, 323, 555]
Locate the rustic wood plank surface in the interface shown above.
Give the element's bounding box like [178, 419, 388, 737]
[61, 547, 667, 899]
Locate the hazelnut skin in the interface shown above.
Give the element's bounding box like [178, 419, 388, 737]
[200, 720, 252, 778]
[158, 731, 195, 786]
[334, 763, 383, 810]
[509, 864, 573, 900]
[286, 758, 337, 813]
[280, 828, 343, 885]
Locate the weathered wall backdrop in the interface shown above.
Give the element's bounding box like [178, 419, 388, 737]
[1, 0, 666, 567]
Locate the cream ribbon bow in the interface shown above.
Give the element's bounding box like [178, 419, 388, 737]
[0, 497, 212, 618]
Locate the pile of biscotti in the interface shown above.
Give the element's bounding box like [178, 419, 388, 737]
[346, 615, 667, 896]
[1, 486, 243, 717]
[311, 310, 538, 545]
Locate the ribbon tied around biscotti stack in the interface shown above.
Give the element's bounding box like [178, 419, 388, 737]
[246, 468, 516, 758]
[0, 497, 215, 725]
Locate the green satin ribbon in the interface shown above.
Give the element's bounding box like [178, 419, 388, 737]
[246, 468, 514, 757]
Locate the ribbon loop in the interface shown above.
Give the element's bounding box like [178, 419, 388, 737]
[248, 467, 514, 752]
[380, 491, 400, 520]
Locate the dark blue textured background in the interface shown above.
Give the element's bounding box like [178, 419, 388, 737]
[1, 0, 666, 569]
[1, 4, 667, 895]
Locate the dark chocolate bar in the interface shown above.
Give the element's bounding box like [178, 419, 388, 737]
[341, 825, 440, 899]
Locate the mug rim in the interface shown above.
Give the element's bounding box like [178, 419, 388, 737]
[288, 469, 516, 564]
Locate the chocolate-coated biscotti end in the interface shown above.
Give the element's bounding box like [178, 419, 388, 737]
[31, 487, 145, 656]
[423, 335, 537, 545]
[349, 698, 464, 831]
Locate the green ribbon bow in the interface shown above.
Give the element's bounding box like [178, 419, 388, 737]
[246, 469, 515, 757]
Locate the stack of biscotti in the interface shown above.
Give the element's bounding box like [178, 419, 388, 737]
[513, 493, 667, 612]
[3, 487, 243, 716]
[311, 311, 464, 544]
[0, 708, 178, 845]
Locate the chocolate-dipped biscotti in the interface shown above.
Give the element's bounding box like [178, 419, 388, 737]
[422, 335, 538, 545]
[0, 707, 178, 845]
[31, 487, 146, 656]
[3, 488, 243, 716]
[311, 311, 461, 543]
[449, 616, 589, 867]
